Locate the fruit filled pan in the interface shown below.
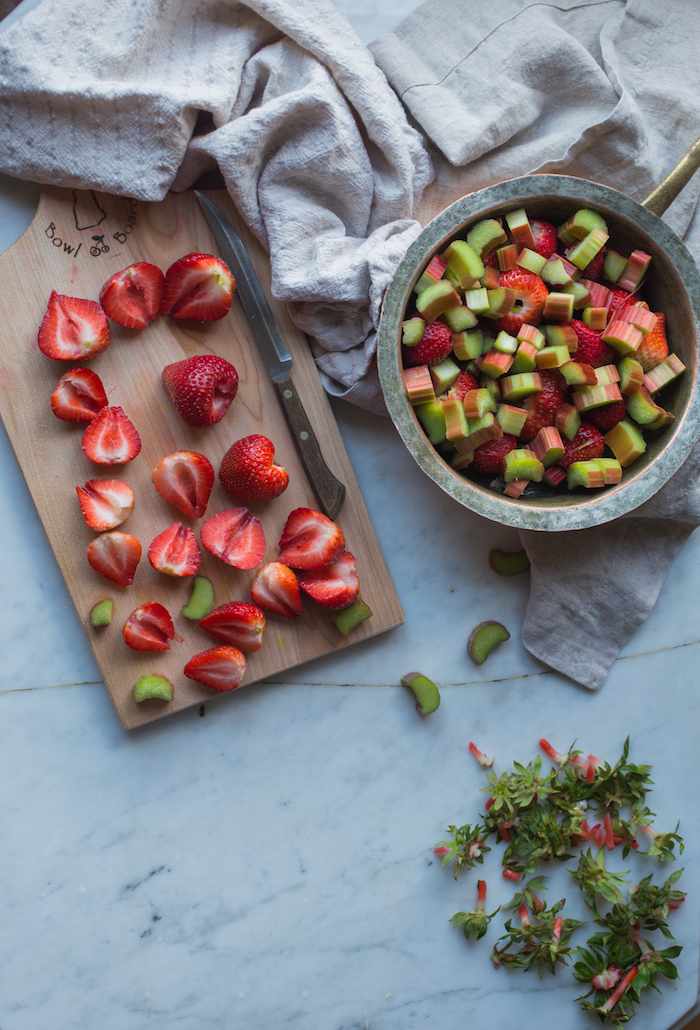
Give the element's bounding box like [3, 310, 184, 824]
[0, 186, 403, 728]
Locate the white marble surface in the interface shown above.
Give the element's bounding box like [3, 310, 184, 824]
[0, 2, 699, 1029]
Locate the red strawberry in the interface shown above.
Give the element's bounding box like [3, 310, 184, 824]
[278, 508, 344, 570]
[494, 269, 548, 334]
[606, 284, 639, 316]
[219, 435, 289, 502]
[530, 219, 557, 259]
[123, 602, 184, 651]
[51, 367, 108, 422]
[519, 371, 566, 442]
[38, 291, 110, 361]
[636, 313, 668, 372]
[297, 550, 359, 610]
[148, 522, 200, 577]
[199, 601, 266, 652]
[559, 423, 605, 468]
[162, 354, 238, 427]
[402, 321, 453, 367]
[87, 531, 141, 586]
[161, 253, 235, 321]
[76, 479, 135, 531]
[448, 370, 479, 401]
[81, 405, 141, 465]
[250, 562, 302, 619]
[200, 508, 265, 570]
[99, 262, 165, 329]
[582, 399, 627, 434]
[471, 434, 517, 474]
[483, 250, 499, 268]
[184, 646, 247, 691]
[152, 450, 214, 518]
[569, 320, 617, 368]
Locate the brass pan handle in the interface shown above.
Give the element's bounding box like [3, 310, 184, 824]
[642, 133, 700, 217]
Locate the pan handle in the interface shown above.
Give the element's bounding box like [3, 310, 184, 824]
[642, 133, 700, 217]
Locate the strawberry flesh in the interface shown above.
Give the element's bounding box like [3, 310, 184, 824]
[161, 253, 235, 321]
[162, 354, 238, 427]
[99, 262, 165, 329]
[448, 370, 479, 401]
[184, 646, 247, 691]
[76, 478, 135, 531]
[87, 531, 141, 586]
[636, 312, 668, 372]
[38, 291, 110, 361]
[297, 551, 359, 610]
[51, 367, 108, 422]
[199, 601, 266, 652]
[219, 434, 289, 502]
[123, 602, 184, 651]
[278, 508, 345, 570]
[559, 423, 605, 468]
[148, 522, 201, 577]
[152, 450, 214, 518]
[519, 371, 566, 442]
[250, 562, 302, 618]
[82, 405, 141, 465]
[494, 269, 548, 335]
[200, 508, 265, 570]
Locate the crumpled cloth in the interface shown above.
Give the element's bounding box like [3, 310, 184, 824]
[0, 0, 431, 412]
[372, 0, 700, 687]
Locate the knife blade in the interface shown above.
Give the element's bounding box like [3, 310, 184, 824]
[195, 191, 346, 521]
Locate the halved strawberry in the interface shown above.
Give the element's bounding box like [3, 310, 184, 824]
[559, 423, 605, 468]
[519, 371, 566, 442]
[200, 508, 265, 570]
[76, 479, 135, 531]
[152, 450, 214, 518]
[161, 253, 235, 321]
[569, 320, 617, 368]
[278, 508, 344, 570]
[199, 601, 266, 652]
[99, 262, 165, 329]
[297, 551, 359, 610]
[148, 522, 200, 577]
[494, 269, 548, 335]
[530, 220, 557, 259]
[447, 370, 479, 401]
[250, 562, 302, 619]
[51, 367, 108, 422]
[82, 405, 141, 465]
[636, 313, 668, 372]
[161, 354, 239, 427]
[87, 531, 141, 586]
[123, 602, 184, 651]
[184, 646, 247, 691]
[471, 434, 517, 474]
[38, 291, 110, 360]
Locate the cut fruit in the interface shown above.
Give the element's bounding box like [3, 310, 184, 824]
[250, 562, 302, 619]
[38, 291, 110, 360]
[489, 549, 530, 575]
[99, 262, 165, 329]
[182, 576, 215, 621]
[466, 219, 507, 256]
[401, 316, 426, 346]
[87, 531, 141, 586]
[643, 353, 686, 394]
[332, 600, 372, 635]
[184, 646, 247, 691]
[566, 461, 606, 490]
[123, 602, 184, 651]
[499, 372, 542, 402]
[162, 354, 239, 427]
[133, 675, 174, 703]
[51, 367, 108, 422]
[161, 253, 235, 321]
[200, 508, 265, 570]
[441, 239, 484, 289]
[415, 399, 448, 444]
[626, 386, 665, 426]
[199, 601, 266, 652]
[148, 522, 200, 577]
[467, 621, 510, 665]
[414, 254, 447, 294]
[401, 672, 440, 715]
[77, 479, 135, 531]
[219, 434, 289, 503]
[297, 551, 360, 610]
[278, 508, 344, 570]
[152, 451, 214, 519]
[81, 405, 141, 465]
[90, 598, 113, 626]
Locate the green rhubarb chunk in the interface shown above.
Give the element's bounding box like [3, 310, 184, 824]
[626, 387, 664, 426]
[182, 575, 215, 620]
[443, 305, 478, 332]
[517, 248, 546, 274]
[134, 675, 174, 703]
[90, 598, 113, 627]
[401, 672, 440, 715]
[510, 345, 537, 374]
[567, 228, 609, 270]
[466, 218, 507, 257]
[564, 207, 608, 240]
[429, 357, 461, 395]
[618, 356, 644, 396]
[604, 419, 646, 466]
[500, 372, 542, 402]
[332, 601, 373, 636]
[603, 249, 628, 283]
[467, 621, 510, 665]
[497, 404, 528, 436]
[415, 280, 461, 322]
[566, 460, 605, 490]
[402, 316, 425, 346]
[494, 330, 518, 355]
[561, 281, 592, 308]
[415, 400, 448, 444]
[452, 329, 483, 361]
[541, 257, 573, 287]
[442, 239, 485, 288]
[503, 449, 544, 483]
[464, 287, 489, 314]
[489, 549, 530, 576]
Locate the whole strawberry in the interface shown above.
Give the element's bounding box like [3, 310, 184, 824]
[402, 321, 453, 367]
[219, 434, 289, 502]
[162, 354, 238, 427]
[582, 399, 626, 434]
[530, 219, 557, 259]
[519, 371, 566, 442]
[471, 434, 517, 474]
[495, 268, 548, 335]
[559, 423, 605, 468]
[636, 313, 668, 372]
[570, 319, 617, 368]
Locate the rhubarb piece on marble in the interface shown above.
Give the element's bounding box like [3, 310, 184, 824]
[496, 404, 528, 437]
[643, 353, 686, 394]
[489, 549, 530, 575]
[402, 316, 425, 346]
[481, 349, 514, 378]
[618, 249, 651, 292]
[566, 460, 606, 490]
[413, 254, 446, 294]
[555, 402, 581, 441]
[536, 345, 570, 370]
[592, 458, 623, 485]
[531, 426, 564, 467]
[403, 365, 435, 405]
[415, 400, 448, 445]
[401, 672, 440, 715]
[429, 357, 461, 395]
[415, 280, 461, 323]
[503, 448, 544, 483]
[572, 383, 623, 413]
[510, 341, 538, 375]
[626, 386, 665, 426]
[466, 218, 507, 257]
[559, 361, 597, 387]
[467, 621, 510, 664]
[463, 389, 497, 420]
[517, 323, 545, 350]
[543, 292, 575, 322]
[604, 419, 647, 466]
[500, 372, 543, 402]
[618, 357, 644, 396]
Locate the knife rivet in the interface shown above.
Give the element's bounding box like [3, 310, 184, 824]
[299, 431, 309, 441]
[283, 389, 293, 399]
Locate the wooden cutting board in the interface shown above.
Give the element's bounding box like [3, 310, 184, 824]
[0, 187, 404, 728]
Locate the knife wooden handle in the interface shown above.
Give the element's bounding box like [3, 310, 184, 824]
[275, 374, 346, 521]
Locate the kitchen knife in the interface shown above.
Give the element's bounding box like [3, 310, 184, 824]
[195, 191, 346, 521]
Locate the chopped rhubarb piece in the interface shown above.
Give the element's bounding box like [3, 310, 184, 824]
[442, 397, 470, 442]
[530, 426, 564, 467]
[544, 324, 578, 351]
[582, 306, 608, 330]
[481, 349, 514, 378]
[510, 341, 538, 374]
[555, 402, 581, 441]
[463, 389, 497, 420]
[415, 400, 447, 444]
[536, 344, 569, 369]
[415, 280, 462, 323]
[602, 320, 643, 355]
[414, 253, 447, 293]
[561, 281, 592, 309]
[643, 353, 686, 393]
[494, 330, 518, 355]
[604, 419, 647, 466]
[615, 304, 657, 333]
[566, 460, 606, 489]
[572, 383, 623, 412]
[429, 358, 461, 394]
[451, 449, 474, 469]
[464, 287, 489, 314]
[516, 247, 547, 274]
[604, 248, 628, 282]
[566, 227, 609, 270]
[503, 448, 544, 483]
[463, 412, 503, 450]
[466, 218, 507, 257]
[559, 361, 597, 386]
[332, 600, 372, 636]
[593, 364, 620, 386]
[452, 328, 484, 361]
[541, 256, 573, 287]
[516, 323, 545, 350]
[496, 404, 528, 436]
[543, 465, 567, 487]
[443, 305, 478, 332]
[564, 207, 608, 239]
[484, 287, 516, 318]
[401, 672, 440, 715]
[496, 243, 518, 271]
[593, 458, 623, 485]
[580, 279, 612, 312]
[481, 266, 500, 290]
[402, 316, 425, 346]
[626, 385, 665, 425]
[505, 207, 536, 251]
[503, 478, 527, 498]
[543, 292, 574, 321]
[403, 365, 435, 404]
[480, 375, 501, 402]
[500, 372, 542, 402]
[618, 249, 651, 292]
[441, 239, 485, 289]
[618, 356, 645, 396]
[467, 621, 510, 664]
